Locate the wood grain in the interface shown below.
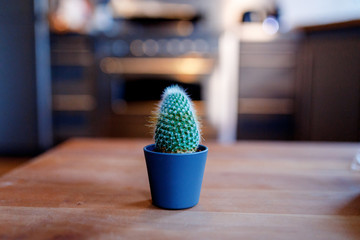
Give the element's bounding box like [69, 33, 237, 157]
[0, 138, 360, 239]
[0, 157, 28, 176]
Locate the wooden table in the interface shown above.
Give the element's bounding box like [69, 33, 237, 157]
[1, 138, 360, 239]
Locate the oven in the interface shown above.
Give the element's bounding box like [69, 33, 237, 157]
[94, 1, 219, 138]
[95, 41, 217, 138]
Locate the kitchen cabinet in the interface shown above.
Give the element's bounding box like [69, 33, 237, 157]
[296, 25, 360, 141]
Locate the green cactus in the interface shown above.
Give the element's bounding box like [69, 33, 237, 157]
[153, 85, 201, 153]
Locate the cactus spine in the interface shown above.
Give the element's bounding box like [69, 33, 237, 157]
[154, 85, 201, 153]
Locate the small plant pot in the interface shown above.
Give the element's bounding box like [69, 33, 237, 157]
[143, 144, 208, 210]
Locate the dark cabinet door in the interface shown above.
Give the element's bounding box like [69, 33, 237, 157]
[0, 0, 52, 154]
[296, 28, 360, 141]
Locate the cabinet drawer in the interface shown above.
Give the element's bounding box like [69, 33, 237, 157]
[239, 68, 295, 98]
[240, 53, 296, 68]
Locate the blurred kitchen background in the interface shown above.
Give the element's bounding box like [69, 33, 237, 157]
[1, 0, 360, 157]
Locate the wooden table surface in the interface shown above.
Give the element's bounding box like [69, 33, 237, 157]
[1, 138, 360, 239]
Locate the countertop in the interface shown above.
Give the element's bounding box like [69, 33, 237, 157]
[1, 138, 360, 239]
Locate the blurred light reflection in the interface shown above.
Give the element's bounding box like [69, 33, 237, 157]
[262, 17, 279, 35]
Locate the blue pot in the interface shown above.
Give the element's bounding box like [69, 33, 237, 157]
[144, 144, 208, 210]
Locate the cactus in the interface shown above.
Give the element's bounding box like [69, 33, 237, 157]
[153, 85, 201, 153]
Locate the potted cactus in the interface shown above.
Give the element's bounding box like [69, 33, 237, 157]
[144, 85, 208, 209]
